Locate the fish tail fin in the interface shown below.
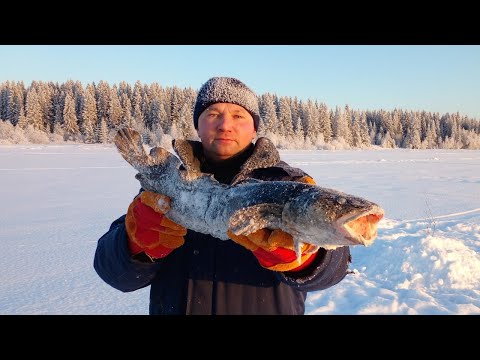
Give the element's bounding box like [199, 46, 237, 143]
[114, 128, 151, 171]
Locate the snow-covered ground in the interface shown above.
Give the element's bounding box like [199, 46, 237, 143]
[0, 144, 479, 314]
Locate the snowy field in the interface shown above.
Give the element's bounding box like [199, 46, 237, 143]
[0, 144, 479, 314]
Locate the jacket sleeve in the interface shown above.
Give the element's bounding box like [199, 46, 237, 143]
[276, 246, 351, 291]
[93, 214, 164, 292]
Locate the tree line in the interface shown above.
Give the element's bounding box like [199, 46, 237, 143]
[1, 80, 479, 149]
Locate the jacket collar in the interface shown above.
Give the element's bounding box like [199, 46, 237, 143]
[172, 137, 280, 185]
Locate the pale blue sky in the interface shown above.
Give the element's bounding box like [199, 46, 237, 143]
[1, 45, 479, 119]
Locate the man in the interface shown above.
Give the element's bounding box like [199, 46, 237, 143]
[94, 77, 351, 315]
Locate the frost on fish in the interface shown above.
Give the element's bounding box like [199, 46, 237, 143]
[115, 128, 385, 253]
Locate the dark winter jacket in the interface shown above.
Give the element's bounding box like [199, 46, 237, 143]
[94, 137, 351, 315]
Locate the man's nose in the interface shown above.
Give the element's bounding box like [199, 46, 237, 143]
[217, 113, 234, 129]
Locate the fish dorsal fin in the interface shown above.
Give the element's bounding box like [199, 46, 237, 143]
[149, 146, 182, 170]
[114, 128, 151, 171]
[172, 139, 203, 174]
[228, 204, 283, 236]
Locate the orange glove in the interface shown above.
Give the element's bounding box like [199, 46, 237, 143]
[228, 228, 318, 272]
[227, 175, 319, 272]
[125, 191, 187, 260]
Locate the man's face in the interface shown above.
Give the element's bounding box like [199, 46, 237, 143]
[197, 103, 257, 162]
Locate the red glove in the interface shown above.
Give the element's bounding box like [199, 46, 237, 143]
[228, 175, 319, 272]
[125, 191, 187, 260]
[228, 228, 318, 272]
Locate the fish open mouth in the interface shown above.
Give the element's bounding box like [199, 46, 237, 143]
[340, 207, 384, 245]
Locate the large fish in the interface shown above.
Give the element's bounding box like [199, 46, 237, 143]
[114, 128, 384, 255]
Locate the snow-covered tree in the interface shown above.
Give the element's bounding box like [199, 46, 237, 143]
[177, 102, 197, 140]
[95, 81, 111, 125]
[108, 86, 122, 129]
[422, 122, 438, 149]
[118, 81, 132, 99]
[17, 104, 27, 129]
[52, 89, 64, 131]
[0, 82, 10, 120]
[149, 98, 162, 131]
[25, 88, 44, 131]
[81, 89, 97, 143]
[169, 86, 185, 132]
[318, 102, 331, 143]
[278, 97, 294, 140]
[391, 109, 403, 147]
[259, 93, 278, 137]
[63, 92, 80, 141]
[351, 112, 363, 147]
[132, 81, 144, 125]
[96, 117, 108, 143]
[293, 116, 304, 140]
[6, 85, 23, 126]
[402, 113, 422, 149]
[332, 106, 350, 143]
[357, 111, 371, 147]
[119, 93, 135, 129]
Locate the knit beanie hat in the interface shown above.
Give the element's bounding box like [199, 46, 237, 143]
[193, 77, 261, 130]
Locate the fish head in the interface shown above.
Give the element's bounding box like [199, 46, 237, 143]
[282, 187, 384, 248]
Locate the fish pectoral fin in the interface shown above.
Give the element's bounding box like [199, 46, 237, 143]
[294, 241, 320, 264]
[228, 204, 283, 236]
[294, 241, 303, 263]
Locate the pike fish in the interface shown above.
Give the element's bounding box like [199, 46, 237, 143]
[114, 128, 384, 254]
